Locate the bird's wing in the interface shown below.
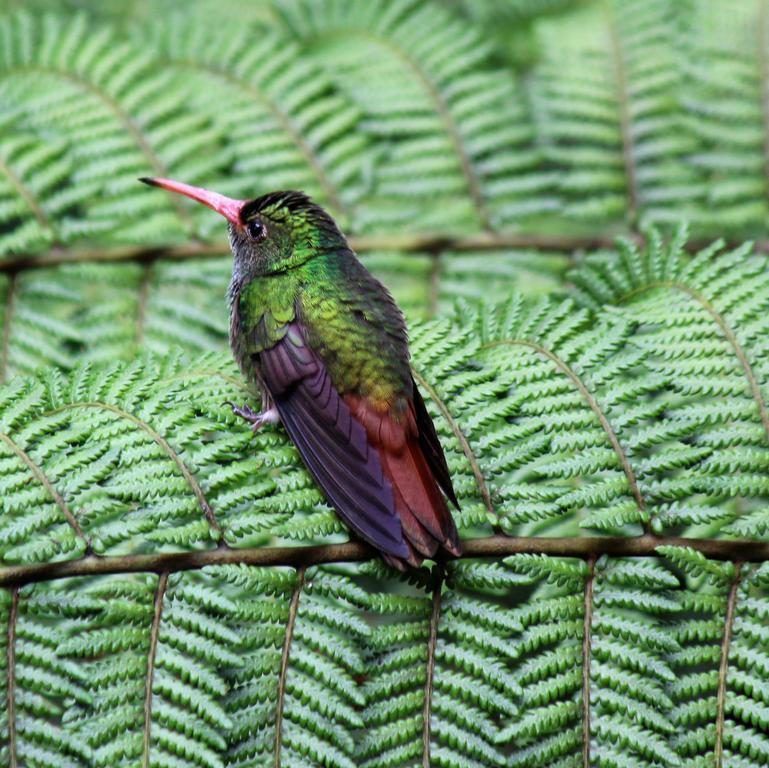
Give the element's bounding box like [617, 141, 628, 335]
[258, 322, 409, 559]
[411, 380, 460, 509]
[346, 392, 461, 563]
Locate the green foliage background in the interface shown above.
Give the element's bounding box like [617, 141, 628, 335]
[0, 0, 769, 766]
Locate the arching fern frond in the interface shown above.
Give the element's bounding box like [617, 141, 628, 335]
[529, 0, 699, 229]
[0, 318, 505, 564]
[570, 230, 769, 538]
[136, 16, 368, 226]
[0, 12, 229, 247]
[681, 0, 769, 235]
[274, 0, 552, 233]
[468, 294, 652, 536]
[0, 354, 253, 562]
[0, 267, 86, 381]
[0, 132, 81, 255]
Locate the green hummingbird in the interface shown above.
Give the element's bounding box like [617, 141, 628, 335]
[140, 177, 461, 569]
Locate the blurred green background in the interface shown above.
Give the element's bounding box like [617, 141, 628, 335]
[0, 0, 765, 380]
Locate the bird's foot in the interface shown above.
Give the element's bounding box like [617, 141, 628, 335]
[225, 402, 280, 432]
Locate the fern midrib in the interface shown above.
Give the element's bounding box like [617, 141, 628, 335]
[274, 565, 305, 768]
[0, 272, 15, 385]
[135, 261, 154, 347]
[758, 0, 769, 206]
[581, 557, 596, 768]
[714, 563, 742, 768]
[607, 4, 639, 225]
[422, 567, 443, 768]
[142, 571, 168, 768]
[1, 535, 767, 588]
[0, 155, 53, 235]
[5, 587, 18, 768]
[428, 253, 442, 318]
[411, 367, 495, 521]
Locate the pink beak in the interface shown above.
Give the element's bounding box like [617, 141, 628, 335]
[140, 177, 245, 226]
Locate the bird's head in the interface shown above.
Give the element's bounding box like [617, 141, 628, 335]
[140, 177, 346, 281]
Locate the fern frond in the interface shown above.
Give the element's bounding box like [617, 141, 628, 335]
[0, 132, 80, 254]
[500, 555, 680, 766]
[570, 232, 769, 537]
[665, 553, 769, 766]
[136, 15, 368, 226]
[469, 295, 647, 535]
[0, 589, 7, 767]
[274, 0, 551, 232]
[529, 0, 698, 229]
[359, 563, 515, 768]
[0, 12, 229, 248]
[681, 1, 769, 235]
[0, 255, 232, 381]
[8, 583, 92, 766]
[0, 355, 252, 561]
[0, 312, 519, 561]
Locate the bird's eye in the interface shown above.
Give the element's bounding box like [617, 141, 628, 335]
[247, 219, 266, 240]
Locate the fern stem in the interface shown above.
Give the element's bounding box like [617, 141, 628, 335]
[275, 565, 306, 768]
[483, 339, 647, 526]
[1, 535, 767, 587]
[143, 571, 168, 768]
[581, 557, 596, 768]
[48, 401, 221, 536]
[411, 369, 495, 523]
[422, 566, 443, 767]
[607, 2, 639, 225]
[714, 562, 743, 768]
[0, 271, 16, 385]
[6, 587, 19, 768]
[0, 233, 609, 272]
[0, 432, 88, 547]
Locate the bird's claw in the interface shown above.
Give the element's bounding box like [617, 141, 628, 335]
[225, 400, 258, 421]
[224, 401, 278, 433]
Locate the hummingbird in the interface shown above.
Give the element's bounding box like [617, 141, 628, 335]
[139, 177, 461, 569]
